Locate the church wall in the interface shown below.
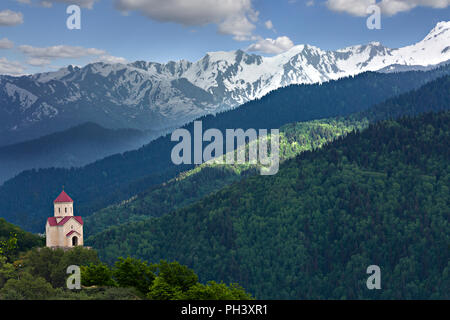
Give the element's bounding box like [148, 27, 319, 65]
[54, 202, 74, 217]
[62, 219, 83, 247]
[46, 222, 60, 247]
[46, 217, 84, 248]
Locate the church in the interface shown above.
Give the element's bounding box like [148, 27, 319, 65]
[46, 189, 84, 248]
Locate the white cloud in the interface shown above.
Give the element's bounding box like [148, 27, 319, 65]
[247, 36, 294, 54]
[18, 44, 127, 67]
[0, 9, 24, 26]
[0, 57, 26, 75]
[96, 55, 128, 64]
[26, 57, 52, 66]
[326, 0, 450, 17]
[380, 0, 449, 16]
[306, 0, 315, 6]
[326, 0, 374, 16]
[19, 45, 106, 59]
[45, 0, 98, 9]
[115, 0, 259, 40]
[115, 0, 254, 25]
[18, 0, 98, 9]
[0, 38, 14, 49]
[265, 20, 274, 30]
[218, 13, 257, 40]
[40, 1, 53, 7]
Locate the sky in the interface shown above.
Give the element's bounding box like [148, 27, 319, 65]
[0, 0, 449, 75]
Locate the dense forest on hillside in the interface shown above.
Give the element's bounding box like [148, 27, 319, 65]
[356, 75, 450, 121]
[2, 66, 450, 233]
[85, 75, 450, 236]
[89, 111, 450, 299]
[0, 218, 44, 261]
[85, 118, 365, 236]
[0, 225, 252, 300]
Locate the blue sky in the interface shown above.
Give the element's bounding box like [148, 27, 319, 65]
[0, 0, 449, 75]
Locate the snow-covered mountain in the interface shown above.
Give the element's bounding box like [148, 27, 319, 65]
[1, 21, 449, 146]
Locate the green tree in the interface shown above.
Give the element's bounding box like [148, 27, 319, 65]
[157, 260, 198, 292]
[81, 263, 116, 287]
[52, 286, 142, 300]
[21, 246, 99, 288]
[0, 272, 55, 300]
[0, 255, 16, 288]
[0, 218, 44, 260]
[147, 276, 183, 300]
[180, 281, 253, 300]
[0, 232, 18, 262]
[113, 257, 156, 295]
[146, 261, 252, 301]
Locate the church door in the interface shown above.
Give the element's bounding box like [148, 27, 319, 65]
[72, 236, 78, 246]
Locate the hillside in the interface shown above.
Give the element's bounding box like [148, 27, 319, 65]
[1, 67, 449, 233]
[89, 111, 450, 299]
[0, 123, 156, 184]
[85, 75, 450, 237]
[0, 218, 44, 258]
[84, 118, 364, 236]
[0, 219, 252, 300]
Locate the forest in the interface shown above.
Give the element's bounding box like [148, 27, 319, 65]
[0, 70, 449, 300]
[84, 75, 450, 237]
[88, 111, 450, 299]
[1, 66, 449, 233]
[84, 117, 366, 236]
[0, 219, 252, 300]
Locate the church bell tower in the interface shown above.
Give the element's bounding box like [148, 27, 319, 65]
[46, 188, 84, 248]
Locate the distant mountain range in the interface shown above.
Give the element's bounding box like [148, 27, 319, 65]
[0, 122, 157, 184]
[1, 66, 449, 233]
[83, 74, 450, 238]
[0, 21, 449, 146]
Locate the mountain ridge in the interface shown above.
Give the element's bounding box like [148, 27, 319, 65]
[89, 110, 450, 299]
[0, 122, 157, 184]
[1, 66, 449, 233]
[0, 21, 449, 146]
[83, 74, 450, 238]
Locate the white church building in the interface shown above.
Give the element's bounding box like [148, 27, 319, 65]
[46, 189, 84, 248]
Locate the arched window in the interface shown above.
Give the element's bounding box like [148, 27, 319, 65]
[65, 207, 67, 213]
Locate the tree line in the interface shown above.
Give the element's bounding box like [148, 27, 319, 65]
[0, 221, 252, 300]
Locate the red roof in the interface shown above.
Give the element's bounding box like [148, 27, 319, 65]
[47, 216, 83, 226]
[66, 230, 81, 237]
[54, 190, 73, 203]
